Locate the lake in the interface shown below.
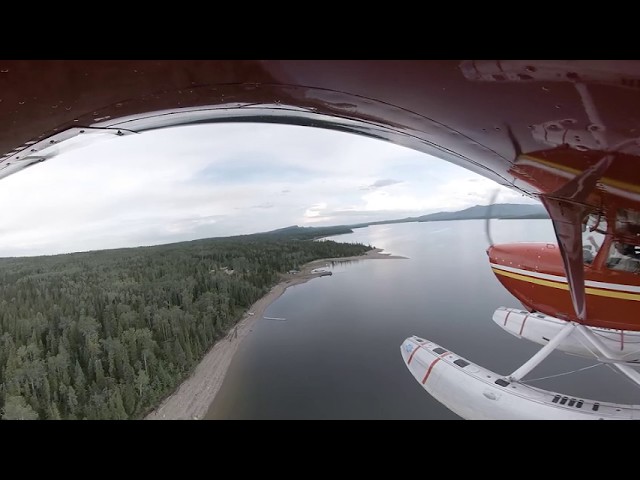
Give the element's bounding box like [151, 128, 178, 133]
[206, 219, 640, 419]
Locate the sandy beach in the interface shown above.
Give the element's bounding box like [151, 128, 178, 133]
[145, 247, 406, 420]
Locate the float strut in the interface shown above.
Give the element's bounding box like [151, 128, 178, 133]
[575, 324, 640, 388]
[508, 321, 577, 382]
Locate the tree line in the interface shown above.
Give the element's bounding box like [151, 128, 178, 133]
[0, 229, 371, 419]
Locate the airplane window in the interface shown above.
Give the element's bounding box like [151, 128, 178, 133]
[606, 241, 640, 273]
[615, 208, 640, 237]
[582, 214, 607, 264]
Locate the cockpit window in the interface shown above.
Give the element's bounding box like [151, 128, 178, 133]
[615, 208, 640, 237]
[604, 208, 640, 273]
[582, 213, 607, 265]
[606, 241, 640, 273]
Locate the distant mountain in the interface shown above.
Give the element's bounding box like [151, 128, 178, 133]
[259, 204, 548, 238]
[415, 203, 549, 222]
[348, 203, 549, 229]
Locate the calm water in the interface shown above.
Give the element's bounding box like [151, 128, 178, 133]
[206, 219, 640, 419]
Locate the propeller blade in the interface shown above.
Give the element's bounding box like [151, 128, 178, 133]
[485, 188, 500, 247]
[539, 154, 614, 322]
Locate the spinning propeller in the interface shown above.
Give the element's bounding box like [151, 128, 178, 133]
[484, 125, 523, 249]
[484, 188, 500, 248]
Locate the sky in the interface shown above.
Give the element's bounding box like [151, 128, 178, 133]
[0, 123, 537, 257]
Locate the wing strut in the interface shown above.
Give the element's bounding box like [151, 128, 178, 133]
[538, 154, 614, 322]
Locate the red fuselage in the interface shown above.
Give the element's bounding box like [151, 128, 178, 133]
[488, 241, 640, 331]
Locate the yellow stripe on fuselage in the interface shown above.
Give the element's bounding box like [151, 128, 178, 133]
[491, 268, 640, 302]
[520, 154, 640, 195]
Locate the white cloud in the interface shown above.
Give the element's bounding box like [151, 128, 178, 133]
[359, 178, 404, 191]
[0, 123, 539, 257]
[304, 203, 327, 218]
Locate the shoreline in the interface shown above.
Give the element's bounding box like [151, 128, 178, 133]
[145, 247, 406, 420]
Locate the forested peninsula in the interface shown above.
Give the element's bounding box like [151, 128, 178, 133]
[0, 226, 371, 419]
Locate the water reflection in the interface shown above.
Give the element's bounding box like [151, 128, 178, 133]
[207, 220, 640, 419]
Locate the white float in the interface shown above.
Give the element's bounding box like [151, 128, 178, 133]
[493, 307, 640, 364]
[400, 335, 640, 419]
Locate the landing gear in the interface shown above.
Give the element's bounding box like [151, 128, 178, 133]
[507, 321, 576, 382]
[401, 307, 640, 419]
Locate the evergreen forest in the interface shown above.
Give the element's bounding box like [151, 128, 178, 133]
[0, 226, 370, 419]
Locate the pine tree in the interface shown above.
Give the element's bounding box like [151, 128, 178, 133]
[2, 395, 39, 420]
